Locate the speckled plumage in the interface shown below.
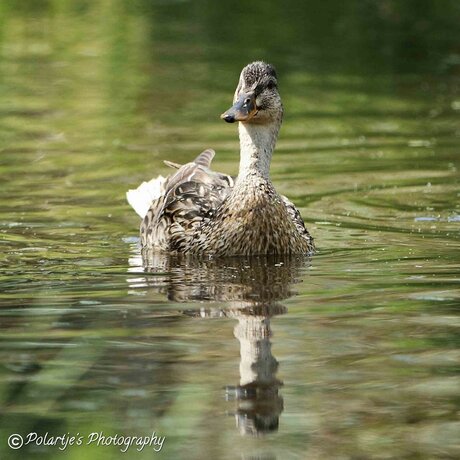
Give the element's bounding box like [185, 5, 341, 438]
[132, 61, 314, 256]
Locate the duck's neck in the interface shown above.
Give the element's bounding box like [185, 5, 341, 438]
[237, 119, 281, 181]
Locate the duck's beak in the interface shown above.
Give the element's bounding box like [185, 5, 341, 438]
[220, 92, 257, 123]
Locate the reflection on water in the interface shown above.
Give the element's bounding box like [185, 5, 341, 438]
[131, 251, 309, 436]
[227, 307, 284, 436]
[132, 251, 305, 303]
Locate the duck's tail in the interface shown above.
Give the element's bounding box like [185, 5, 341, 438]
[126, 175, 167, 219]
[127, 149, 216, 220]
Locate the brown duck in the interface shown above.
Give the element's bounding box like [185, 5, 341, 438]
[127, 61, 314, 256]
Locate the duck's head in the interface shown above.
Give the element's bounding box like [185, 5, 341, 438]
[221, 61, 283, 125]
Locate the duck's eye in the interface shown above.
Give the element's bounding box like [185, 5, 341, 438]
[244, 98, 251, 106]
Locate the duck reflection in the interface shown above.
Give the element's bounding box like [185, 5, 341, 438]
[130, 249, 310, 436]
[226, 304, 285, 436]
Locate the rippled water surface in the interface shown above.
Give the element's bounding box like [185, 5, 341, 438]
[1, 1, 459, 459]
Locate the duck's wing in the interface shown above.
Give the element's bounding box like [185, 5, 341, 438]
[280, 195, 314, 246]
[140, 149, 234, 250]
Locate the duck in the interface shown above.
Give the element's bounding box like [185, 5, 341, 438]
[127, 61, 314, 256]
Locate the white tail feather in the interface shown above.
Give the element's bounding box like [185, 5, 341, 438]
[126, 175, 166, 219]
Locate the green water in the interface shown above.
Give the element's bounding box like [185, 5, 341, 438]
[1, 1, 459, 459]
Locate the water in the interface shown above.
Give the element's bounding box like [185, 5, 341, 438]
[1, 1, 459, 459]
